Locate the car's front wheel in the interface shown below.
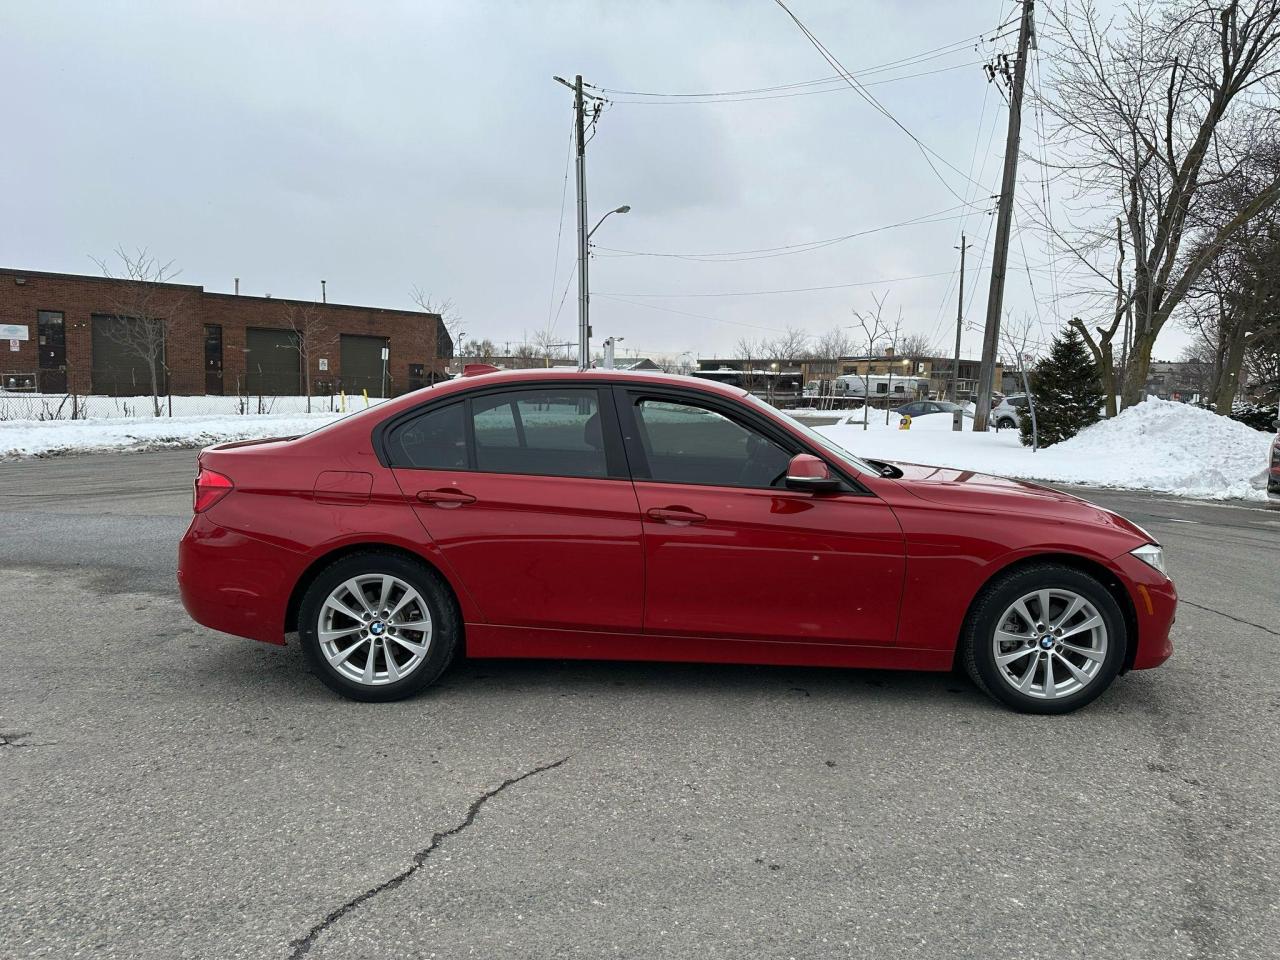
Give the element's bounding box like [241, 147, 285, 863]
[298, 552, 458, 702]
[961, 563, 1126, 714]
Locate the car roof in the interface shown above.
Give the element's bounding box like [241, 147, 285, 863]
[343, 367, 753, 426]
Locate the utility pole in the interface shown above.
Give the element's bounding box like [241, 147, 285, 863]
[951, 232, 970, 402]
[973, 0, 1034, 431]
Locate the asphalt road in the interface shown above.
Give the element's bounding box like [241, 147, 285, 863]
[2, 450, 1278, 960]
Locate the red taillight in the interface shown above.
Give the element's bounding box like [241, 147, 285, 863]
[193, 467, 234, 513]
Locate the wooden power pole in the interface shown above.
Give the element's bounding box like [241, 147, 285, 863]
[973, 0, 1035, 431]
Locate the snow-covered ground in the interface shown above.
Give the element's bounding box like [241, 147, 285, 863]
[0, 392, 379, 421]
[0, 411, 348, 459]
[813, 398, 1274, 502]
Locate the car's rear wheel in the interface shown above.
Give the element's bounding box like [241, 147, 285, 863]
[961, 563, 1125, 714]
[298, 552, 458, 702]
[997, 416, 1017, 429]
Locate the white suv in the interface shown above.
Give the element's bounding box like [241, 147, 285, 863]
[991, 394, 1028, 430]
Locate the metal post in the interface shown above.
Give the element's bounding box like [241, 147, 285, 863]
[973, 0, 1034, 431]
[574, 75, 590, 371]
[951, 233, 969, 402]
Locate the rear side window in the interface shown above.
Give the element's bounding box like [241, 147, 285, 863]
[387, 402, 466, 469]
[471, 389, 607, 478]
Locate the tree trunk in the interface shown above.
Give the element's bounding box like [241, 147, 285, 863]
[1097, 342, 1116, 417]
[148, 356, 161, 417]
[1213, 331, 1249, 413]
[1121, 331, 1156, 409]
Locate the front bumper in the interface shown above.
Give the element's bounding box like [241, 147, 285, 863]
[178, 514, 303, 645]
[1113, 551, 1177, 670]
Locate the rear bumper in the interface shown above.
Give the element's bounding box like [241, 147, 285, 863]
[1113, 552, 1177, 670]
[177, 514, 302, 645]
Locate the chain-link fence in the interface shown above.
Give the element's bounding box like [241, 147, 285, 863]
[0, 389, 389, 422]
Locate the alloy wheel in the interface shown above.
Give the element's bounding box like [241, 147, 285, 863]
[991, 588, 1108, 700]
[318, 574, 433, 686]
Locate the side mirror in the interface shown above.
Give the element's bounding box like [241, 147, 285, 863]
[785, 453, 841, 493]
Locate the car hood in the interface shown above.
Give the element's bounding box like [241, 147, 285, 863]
[887, 461, 1151, 541]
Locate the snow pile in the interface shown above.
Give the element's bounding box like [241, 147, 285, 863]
[1040, 398, 1273, 500]
[0, 411, 347, 459]
[814, 398, 1274, 502]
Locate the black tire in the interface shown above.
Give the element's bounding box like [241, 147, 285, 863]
[961, 563, 1126, 715]
[997, 416, 1017, 429]
[298, 552, 459, 702]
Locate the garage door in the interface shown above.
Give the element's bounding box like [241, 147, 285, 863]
[91, 314, 167, 396]
[245, 328, 301, 396]
[341, 334, 388, 398]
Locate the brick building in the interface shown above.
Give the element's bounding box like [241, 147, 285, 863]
[0, 267, 452, 397]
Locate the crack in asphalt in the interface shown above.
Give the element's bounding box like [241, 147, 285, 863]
[286, 756, 571, 959]
[0, 731, 41, 748]
[1179, 600, 1280, 638]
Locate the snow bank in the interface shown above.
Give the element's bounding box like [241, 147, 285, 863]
[0, 411, 347, 459]
[814, 399, 1273, 502]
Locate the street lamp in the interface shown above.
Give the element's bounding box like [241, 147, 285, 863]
[589, 205, 631, 240]
[602, 335, 625, 369]
[579, 204, 630, 371]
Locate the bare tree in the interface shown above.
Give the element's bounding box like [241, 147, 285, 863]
[1037, 0, 1280, 407]
[734, 336, 761, 392]
[850, 293, 892, 430]
[1182, 142, 1280, 410]
[282, 300, 337, 412]
[896, 332, 939, 359]
[410, 287, 463, 356]
[1068, 219, 1132, 415]
[1001, 315, 1041, 449]
[761, 324, 811, 361]
[90, 246, 185, 416]
[811, 326, 855, 360]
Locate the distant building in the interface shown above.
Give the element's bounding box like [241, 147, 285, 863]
[592, 356, 661, 371]
[693, 352, 1004, 406]
[1144, 360, 1210, 402]
[837, 349, 1002, 402]
[0, 267, 451, 397]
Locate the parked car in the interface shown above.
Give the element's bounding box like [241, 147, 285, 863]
[991, 393, 1029, 429]
[896, 400, 972, 419]
[179, 368, 1175, 714]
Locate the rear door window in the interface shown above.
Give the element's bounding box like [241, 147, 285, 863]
[471, 389, 608, 478]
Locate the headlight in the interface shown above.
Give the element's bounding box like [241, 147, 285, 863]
[1130, 543, 1167, 577]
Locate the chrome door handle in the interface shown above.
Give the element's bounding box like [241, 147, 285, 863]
[646, 506, 707, 525]
[416, 489, 476, 507]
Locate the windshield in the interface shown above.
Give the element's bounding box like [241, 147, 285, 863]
[740, 392, 877, 475]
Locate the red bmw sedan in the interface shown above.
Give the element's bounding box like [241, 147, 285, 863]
[178, 368, 1175, 714]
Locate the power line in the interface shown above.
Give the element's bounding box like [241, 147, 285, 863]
[544, 106, 576, 332]
[588, 27, 1015, 99]
[598, 270, 953, 299]
[772, 0, 991, 203]
[605, 61, 986, 105]
[596, 293, 801, 334]
[591, 202, 982, 262]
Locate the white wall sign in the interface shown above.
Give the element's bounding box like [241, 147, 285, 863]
[8, 339, 18, 352]
[0, 324, 30, 341]
[318, 358, 329, 371]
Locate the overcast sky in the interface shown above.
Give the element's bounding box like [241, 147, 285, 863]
[5, 0, 1161, 362]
